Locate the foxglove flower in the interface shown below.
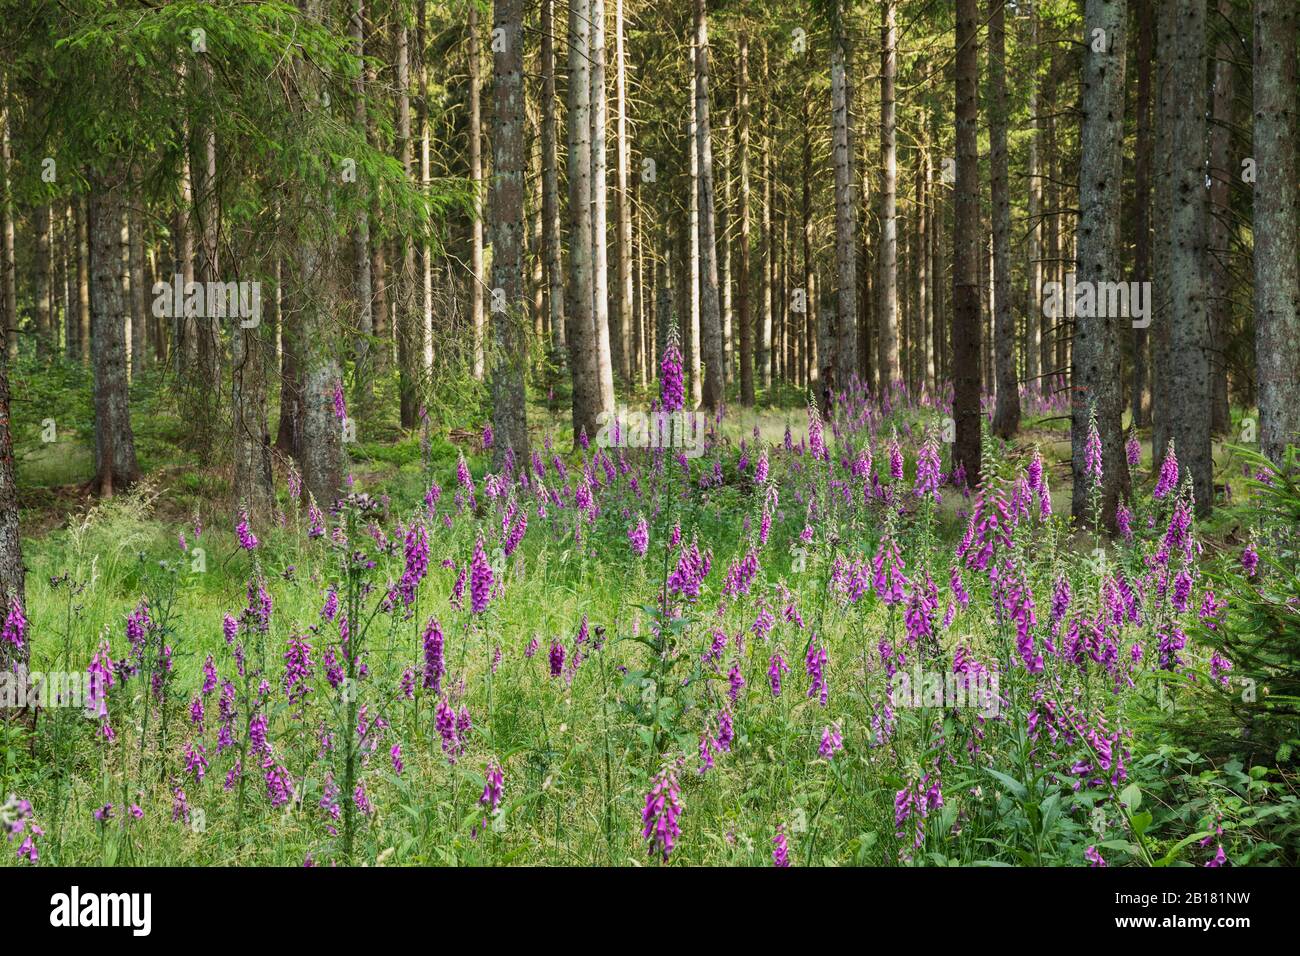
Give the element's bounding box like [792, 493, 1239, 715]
[642, 767, 683, 862]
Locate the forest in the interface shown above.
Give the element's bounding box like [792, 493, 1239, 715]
[0, 0, 1297, 869]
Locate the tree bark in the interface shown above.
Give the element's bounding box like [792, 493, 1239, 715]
[590, 0, 616, 409]
[468, 2, 486, 381]
[1131, 0, 1152, 424]
[737, 30, 754, 406]
[614, 0, 634, 383]
[1253, 0, 1299, 465]
[831, 0, 858, 399]
[489, 0, 531, 467]
[1160, 0, 1212, 512]
[88, 163, 140, 497]
[877, 0, 900, 390]
[952, 0, 982, 488]
[1072, 0, 1132, 526]
[694, 0, 724, 411]
[990, 0, 1019, 438]
[567, 0, 601, 443]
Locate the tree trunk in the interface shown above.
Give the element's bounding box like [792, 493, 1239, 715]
[759, 40, 773, 393]
[396, 20, 419, 427]
[877, 0, 900, 390]
[614, 0, 634, 383]
[1072, 0, 1131, 526]
[693, 0, 724, 411]
[489, 0, 531, 467]
[541, 0, 566, 361]
[36, 205, 53, 359]
[989, 0, 1019, 438]
[952, 0, 982, 488]
[590, 0, 616, 410]
[88, 164, 140, 497]
[737, 30, 754, 406]
[831, 0, 858, 399]
[1253, 0, 1299, 465]
[468, 2, 485, 381]
[0, 91, 15, 363]
[352, 0, 374, 409]
[295, 0, 345, 509]
[1160, 0, 1212, 513]
[1206, 0, 1233, 437]
[1131, 0, 1152, 424]
[567, 0, 601, 444]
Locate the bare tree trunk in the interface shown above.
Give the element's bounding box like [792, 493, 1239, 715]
[567, 0, 601, 443]
[352, 0, 374, 409]
[831, 0, 857, 399]
[759, 39, 773, 393]
[396, 19, 419, 427]
[77, 197, 93, 366]
[614, 0, 634, 383]
[1072, 0, 1131, 526]
[468, 2, 486, 381]
[488, 0, 530, 467]
[1131, 0, 1153, 424]
[1253, 0, 1299, 465]
[693, 0, 724, 411]
[36, 205, 53, 359]
[918, 146, 931, 396]
[296, 0, 345, 508]
[688, 46, 702, 407]
[989, 0, 1019, 437]
[0, 90, 15, 363]
[1159, 0, 1212, 513]
[737, 30, 754, 406]
[952, 0, 982, 488]
[418, 0, 433, 376]
[541, 0, 566, 362]
[1206, 0, 1233, 437]
[877, 0, 900, 390]
[590, 0, 616, 410]
[1025, 14, 1041, 401]
[89, 163, 140, 497]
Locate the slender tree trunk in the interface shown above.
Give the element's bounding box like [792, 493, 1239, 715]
[1025, 14, 1041, 401]
[693, 0, 724, 411]
[1206, 0, 1233, 436]
[468, 3, 486, 381]
[418, 0, 433, 375]
[952, 0, 982, 488]
[352, 0, 374, 408]
[396, 20, 420, 427]
[614, 0, 634, 383]
[567, 0, 601, 443]
[989, 0, 1019, 437]
[88, 163, 140, 497]
[1072, 0, 1132, 525]
[1131, 0, 1152, 424]
[1253, 0, 1299, 465]
[737, 30, 754, 406]
[759, 40, 773, 393]
[488, 0, 530, 467]
[295, 0, 345, 508]
[541, 0, 566, 361]
[36, 205, 53, 359]
[0, 90, 15, 363]
[590, 0, 616, 410]
[1160, 0, 1212, 512]
[77, 197, 92, 365]
[831, 0, 857, 399]
[877, 0, 900, 389]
